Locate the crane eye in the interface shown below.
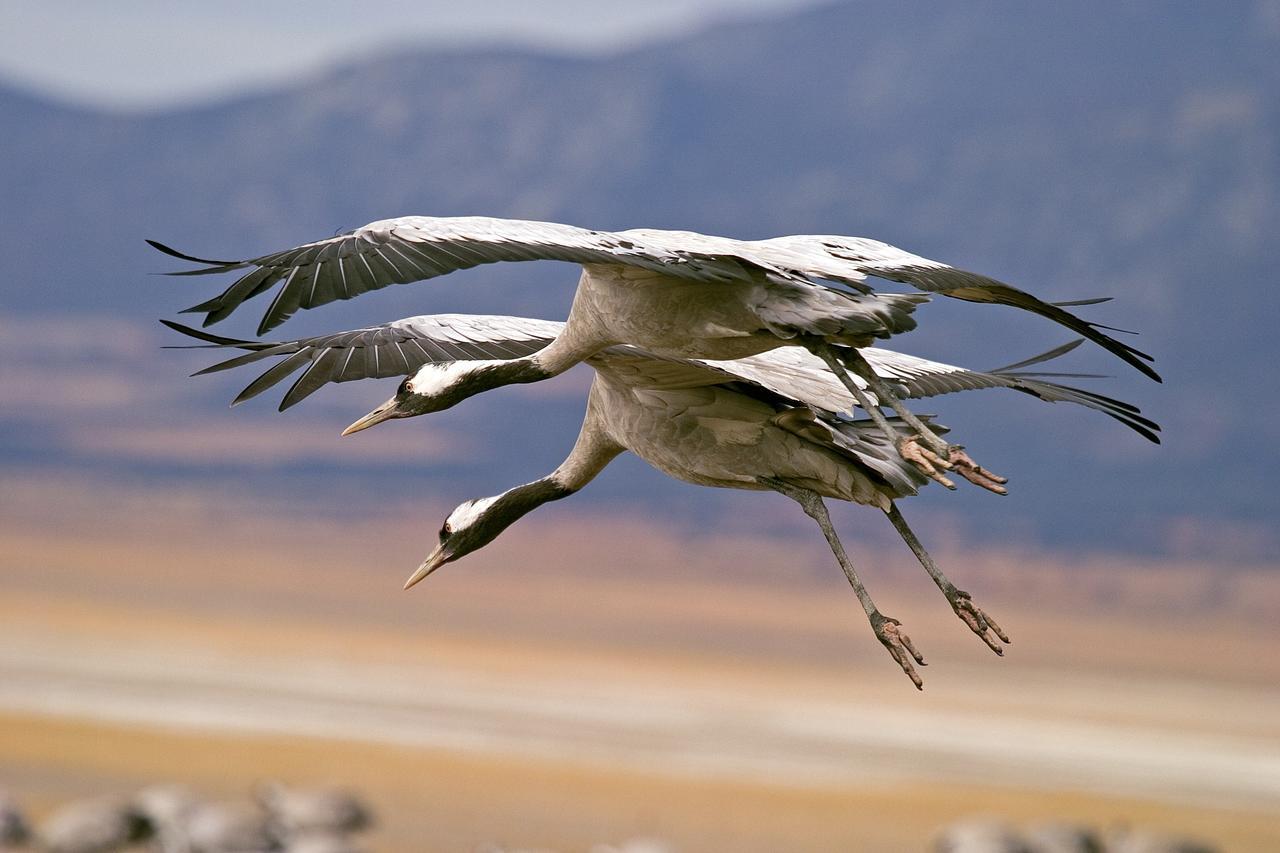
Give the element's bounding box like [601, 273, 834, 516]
[398, 378, 411, 395]
[440, 522, 452, 540]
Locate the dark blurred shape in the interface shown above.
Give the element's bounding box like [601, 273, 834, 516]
[133, 784, 204, 853]
[37, 797, 149, 853]
[0, 790, 30, 847]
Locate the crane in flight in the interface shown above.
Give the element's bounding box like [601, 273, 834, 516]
[166, 314, 1157, 687]
[152, 216, 1158, 495]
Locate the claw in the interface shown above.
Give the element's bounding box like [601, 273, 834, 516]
[872, 613, 926, 690]
[947, 447, 1009, 495]
[898, 436, 957, 490]
[900, 436, 1008, 495]
[949, 589, 1011, 655]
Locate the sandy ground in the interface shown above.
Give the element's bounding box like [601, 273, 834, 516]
[2, 478, 1279, 850]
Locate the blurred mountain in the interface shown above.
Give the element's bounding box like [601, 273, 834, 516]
[2, 0, 1277, 559]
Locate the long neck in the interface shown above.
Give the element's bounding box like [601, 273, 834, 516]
[470, 475, 580, 547]
[492, 476, 578, 523]
[527, 328, 603, 378]
[465, 358, 555, 391]
[481, 390, 625, 536]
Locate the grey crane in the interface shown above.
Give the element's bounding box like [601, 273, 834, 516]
[166, 314, 1157, 686]
[152, 216, 1159, 493]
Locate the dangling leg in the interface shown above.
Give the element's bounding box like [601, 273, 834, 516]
[810, 343, 1008, 495]
[884, 502, 1010, 655]
[762, 477, 926, 689]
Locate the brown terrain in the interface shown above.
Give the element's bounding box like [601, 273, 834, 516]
[2, 473, 1278, 851]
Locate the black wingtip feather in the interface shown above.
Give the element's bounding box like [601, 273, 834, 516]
[159, 318, 252, 348]
[1088, 321, 1142, 336]
[182, 295, 226, 314]
[146, 238, 243, 267]
[1052, 297, 1114, 307]
[988, 338, 1085, 373]
[935, 279, 1162, 382]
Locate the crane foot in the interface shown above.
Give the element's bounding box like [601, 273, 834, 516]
[871, 612, 926, 690]
[948, 588, 1011, 655]
[898, 436, 1008, 495]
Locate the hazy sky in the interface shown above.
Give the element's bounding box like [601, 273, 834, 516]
[0, 0, 820, 109]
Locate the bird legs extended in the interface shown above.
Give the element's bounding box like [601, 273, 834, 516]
[810, 343, 1008, 495]
[762, 477, 926, 689]
[884, 501, 1010, 655]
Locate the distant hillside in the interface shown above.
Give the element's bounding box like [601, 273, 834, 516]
[2, 0, 1277, 559]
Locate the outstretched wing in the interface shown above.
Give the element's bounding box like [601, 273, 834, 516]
[755, 234, 1160, 383]
[152, 216, 1160, 385]
[715, 341, 1159, 443]
[151, 216, 802, 335]
[162, 314, 564, 411]
[165, 313, 1157, 443]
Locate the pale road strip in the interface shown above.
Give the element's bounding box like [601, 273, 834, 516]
[1, 636, 1278, 813]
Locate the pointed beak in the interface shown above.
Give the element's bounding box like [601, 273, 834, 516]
[404, 545, 447, 590]
[342, 396, 399, 436]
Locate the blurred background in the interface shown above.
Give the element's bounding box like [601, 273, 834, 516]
[1, 1, 1278, 850]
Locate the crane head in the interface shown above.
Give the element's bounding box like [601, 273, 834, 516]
[403, 495, 504, 589]
[341, 361, 503, 435]
[403, 478, 575, 590]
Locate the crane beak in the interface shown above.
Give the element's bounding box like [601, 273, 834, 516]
[342, 396, 399, 436]
[404, 545, 446, 590]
